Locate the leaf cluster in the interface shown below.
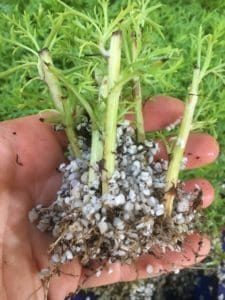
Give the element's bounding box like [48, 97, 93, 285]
[0, 0, 180, 128]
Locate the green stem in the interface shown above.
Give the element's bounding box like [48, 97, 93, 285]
[38, 48, 80, 157]
[38, 48, 64, 111]
[0, 62, 36, 79]
[62, 99, 81, 158]
[164, 66, 201, 217]
[88, 126, 103, 185]
[131, 33, 145, 143]
[133, 77, 145, 143]
[102, 31, 122, 194]
[65, 126, 81, 158]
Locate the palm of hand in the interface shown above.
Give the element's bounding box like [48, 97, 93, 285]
[0, 97, 219, 300]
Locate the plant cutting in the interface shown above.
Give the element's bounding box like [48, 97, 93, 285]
[0, 1, 222, 299]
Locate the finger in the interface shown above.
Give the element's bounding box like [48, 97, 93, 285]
[0, 142, 15, 188]
[49, 259, 82, 300]
[80, 262, 124, 288]
[128, 234, 209, 280]
[183, 133, 219, 169]
[183, 178, 215, 208]
[159, 233, 210, 273]
[81, 233, 210, 288]
[154, 133, 219, 169]
[143, 96, 184, 131]
[128, 233, 210, 280]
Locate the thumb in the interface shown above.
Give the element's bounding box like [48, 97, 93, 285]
[0, 138, 16, 189]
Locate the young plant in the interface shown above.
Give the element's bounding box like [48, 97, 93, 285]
[164, 28, 218, 217]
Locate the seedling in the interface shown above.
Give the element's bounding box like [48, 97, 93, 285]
[0, 1, 222, 298]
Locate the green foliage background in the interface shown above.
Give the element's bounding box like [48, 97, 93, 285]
[0, 0, 225, 261]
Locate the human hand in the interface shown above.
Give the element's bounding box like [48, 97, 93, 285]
[0, 96, 219, 300]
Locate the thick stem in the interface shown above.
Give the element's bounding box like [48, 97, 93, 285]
[102, 31, 122, 194]
[38, 48, 63, 111]
[38, 48, 80, 157]
[133, 78, 145, 143]
[164, 66, 201, 217]
[132, 35, 145, 143]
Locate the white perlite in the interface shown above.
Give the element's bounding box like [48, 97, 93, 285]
[166, 118, 181, 131]
[173, 268, 180, 274]
[98, 218, 108, 234]
[96, 269, 102, 277]
[39, 268, 51, 280]
[146, 264, 154, 274]
[176, 138, 185, 149]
